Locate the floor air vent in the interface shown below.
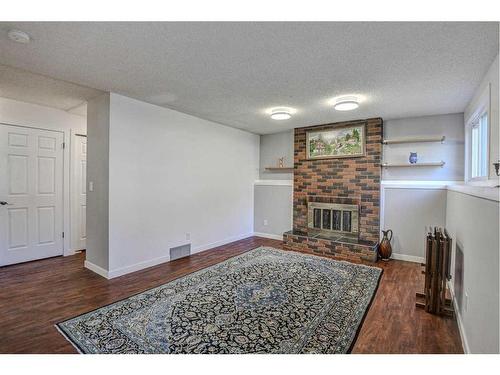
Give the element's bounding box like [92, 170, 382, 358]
[170, 244, 191, 261]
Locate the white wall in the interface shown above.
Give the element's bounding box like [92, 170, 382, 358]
[0, 96, 86, 255]
[85, 93, 110, 271]
[102, 93, 259, 276]
[0, 96, 86, 134]
[447, 53, 500, 354]
[254, 182, 293, 239]
[259, 130, 294, 180]
[254, 130, 294, 239]
[464, 54, 499, 184]
[381, 185, 447, 262]
[380, 114, 465, 261]
[446, 190, 499, 353]
[383, 113, 464, 181]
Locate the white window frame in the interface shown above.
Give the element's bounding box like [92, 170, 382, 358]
[466, 105, 489, 182]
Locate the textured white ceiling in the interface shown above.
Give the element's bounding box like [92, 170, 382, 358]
[0, 22, 498, 134]
[0, 64, 101, 115]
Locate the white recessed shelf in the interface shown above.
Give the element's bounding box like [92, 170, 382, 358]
[381, 161, 446, 168]
[382, 135, 445, 145]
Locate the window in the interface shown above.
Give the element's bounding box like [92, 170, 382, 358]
[469, 112, 488, 179]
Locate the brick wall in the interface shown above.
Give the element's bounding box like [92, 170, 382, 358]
[293, 118, 383, 243]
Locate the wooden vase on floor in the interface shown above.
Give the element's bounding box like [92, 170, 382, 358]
[378, 229, 393, 261]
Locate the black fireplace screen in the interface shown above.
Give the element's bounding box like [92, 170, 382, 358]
[308, 202, 359, 235]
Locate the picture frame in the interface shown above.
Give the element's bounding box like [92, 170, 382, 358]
[306, 124, 366, 159]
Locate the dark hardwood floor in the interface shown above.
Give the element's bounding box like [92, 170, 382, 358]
[0, 236, 463, 354]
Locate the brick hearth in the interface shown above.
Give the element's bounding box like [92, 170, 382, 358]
[283, 231, 378, 262]
[283, 118, 383, 262]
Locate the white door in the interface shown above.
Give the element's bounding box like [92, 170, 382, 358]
[0, 124, 64, 266]
[71, 134, 87, 251]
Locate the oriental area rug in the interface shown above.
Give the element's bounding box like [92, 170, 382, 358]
[56, 247, 382, 354]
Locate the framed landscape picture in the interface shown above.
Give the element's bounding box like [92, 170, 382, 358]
[306, 124, 365, 159]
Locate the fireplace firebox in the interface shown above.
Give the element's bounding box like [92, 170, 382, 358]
[307, 202, 359, 236]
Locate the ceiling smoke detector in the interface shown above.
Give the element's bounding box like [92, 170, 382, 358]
[270, 108, 293, 120]
[333, 96, 359, 111]
[7, 29, 31, 44]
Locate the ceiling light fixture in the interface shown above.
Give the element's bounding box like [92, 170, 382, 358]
[7, 29, 31, 44]
[333, 96, 359, 111]
[270, 108, 292, 120]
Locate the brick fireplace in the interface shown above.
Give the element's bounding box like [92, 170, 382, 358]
[283, 118, 383, 262]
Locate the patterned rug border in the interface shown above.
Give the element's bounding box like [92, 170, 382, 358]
[55, 322, 84, 354]
[55, 246, 383, 354]
[346, 263, 382, 353]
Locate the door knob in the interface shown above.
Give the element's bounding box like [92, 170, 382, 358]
[0, 201, 11, 206]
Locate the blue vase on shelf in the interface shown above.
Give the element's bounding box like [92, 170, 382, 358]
[409, 152, 418, 164]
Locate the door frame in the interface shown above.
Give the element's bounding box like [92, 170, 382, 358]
[70, 131, 87, 252]
[0, 122, 73, 257]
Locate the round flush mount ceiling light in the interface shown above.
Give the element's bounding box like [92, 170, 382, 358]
[270, 107, 293, 120]
[333, 96, 359, 111]
[7, 29, 31, 44]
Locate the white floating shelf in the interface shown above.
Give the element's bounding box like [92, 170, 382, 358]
[382, 135, 445, 144]
[382, 161, 446, 168]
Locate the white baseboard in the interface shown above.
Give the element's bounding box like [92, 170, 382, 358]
[107, 254, 171, 279]
[448, 280, 470, 354]
[253, 232, 283, 241]
[191, 232, 255, 255]
[391, 253, 424, 263]
[99, 232, 255, 279]
[84, 260, 110, 279]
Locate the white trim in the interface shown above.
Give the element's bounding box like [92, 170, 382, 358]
[447, 184, 500, 203]
[70, 130, 87, 253]
[381, 180, 499, 201]
[448, 280, 470, 354]
[390, 253, 424, 263]
[382, 179, 464, 185]
[465, 84, 491, 182]
[381, 180, 463, 189]
[107, 254, 171, 279]
[254, 179, 293, 186]
[84, 260, 109, 279]
[465, 178, 500, 187]
[191, 232, 254, 255]
[253, 232, 284, 241]
[379, 182, 385, 240]
[62, 128, 73, 256]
